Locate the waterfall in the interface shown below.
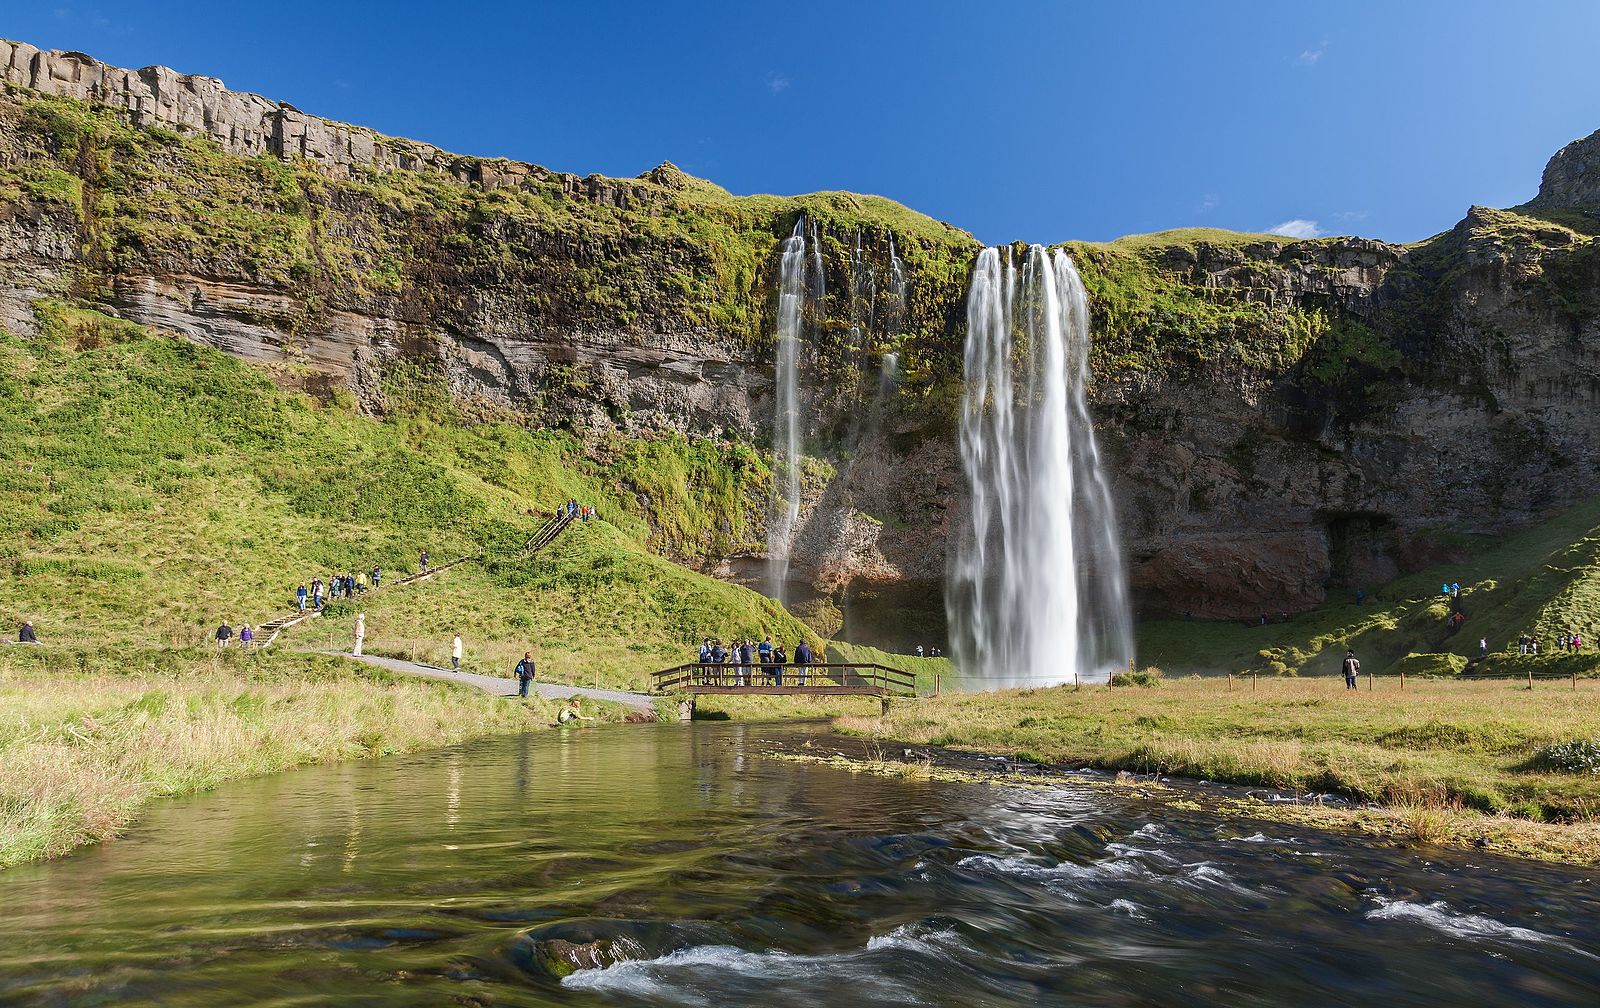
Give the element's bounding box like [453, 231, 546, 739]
[768, 220, 810, 602]
[887, 234, 906, 336]
[946, 245, 1133, 688]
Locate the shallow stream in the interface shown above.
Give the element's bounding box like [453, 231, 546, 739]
[0, 723, 1595, 1006]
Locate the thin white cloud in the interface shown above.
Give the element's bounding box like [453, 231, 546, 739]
[1333, 210, 1369, 223]
[766, 72, 790, 95]
[1266, 219, 1325, 239]
[1197, 193, 1219, 214]
[1297, 39, 1330, 66]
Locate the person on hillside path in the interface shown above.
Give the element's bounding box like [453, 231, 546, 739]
[558, 698, 594, 725]
[239, 624, 253, 647]
[420, 550, 430, 575]
[515, 651, 537, 698]
[371, 566, 381, 589]
[215, 621, 233, 647]
[296, 584, 308, 612]
[354, 613, 366, 657]
[1480, 637, 1488, 657]
[18, 621, 38, 644]
[311, 579, 324, 610]
[452, 634, 464, 672]
[1342, 650, 1360, 690]
[356, 571, 368, 594]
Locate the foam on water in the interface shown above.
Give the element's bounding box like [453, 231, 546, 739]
[1365, 897, 1593, 955]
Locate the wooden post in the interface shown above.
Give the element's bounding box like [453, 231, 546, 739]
[1399, 671, 1405, 691]
[1252, 674, 1257, 691]
[1228, 673, 1234, 691]
[1074, 673, 1080, 691]
[1367, 672, 1374, 691]
[934, 667, 942, 697]
[1526, 668, 1534, 691]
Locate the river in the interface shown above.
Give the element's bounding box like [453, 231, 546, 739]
[0, 723, 1595, 1006]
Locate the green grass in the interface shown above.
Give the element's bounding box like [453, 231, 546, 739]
[0, 646, 594, 869]
[0, 317, 822, 679]
[820, 677, 1600, 862]
[1137, 494, 1600, 678]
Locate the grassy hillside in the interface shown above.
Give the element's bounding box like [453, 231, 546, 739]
[0, 309, 818, 675]
[1138, 494, 1600, 678]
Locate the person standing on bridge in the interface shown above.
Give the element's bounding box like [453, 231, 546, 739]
[794, 639, 813, 686]
[452, 634, 464, 672]
[1342, 649, 1360, 690]
[353, 613, 366, 657]
[773, 644, 786, 686]
[738, 639, 753, 687]
[758, 636, 773, 670]
[515, 651, 537, 698]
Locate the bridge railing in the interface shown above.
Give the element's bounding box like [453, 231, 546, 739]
[651, 662, 918, 696]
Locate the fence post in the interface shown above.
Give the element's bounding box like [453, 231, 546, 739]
[1228, 673, 1234, 691]
[1399, 671, 1405, 691]
[1252, 674, 1257, 691]
[1526, 668, 1534, 691]
[1074, 673, 1080, 691]
[934, 667, 942, 697]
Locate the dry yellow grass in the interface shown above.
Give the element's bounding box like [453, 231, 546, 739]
[0, 646, 578, 869]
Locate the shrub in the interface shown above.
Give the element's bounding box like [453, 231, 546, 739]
[1532, 739, 1600, 775]
[1394, 652, 1469, 678]
[1112, 666, 1164, 688]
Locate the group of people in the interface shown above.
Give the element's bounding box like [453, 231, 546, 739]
[215, 550, 431, 649]
[1514, 632, 1586, 656]
[697, 635, 817, 685]
[563, 500, 598, 522]
[297, 566, 382, 613]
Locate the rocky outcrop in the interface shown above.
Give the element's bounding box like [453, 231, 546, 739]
[1528, 127, 1600, 211]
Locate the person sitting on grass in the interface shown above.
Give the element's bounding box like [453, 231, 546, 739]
[18, 620, 38, 644]
[215, 621, 233, 647]
[557, 698, 594, 725]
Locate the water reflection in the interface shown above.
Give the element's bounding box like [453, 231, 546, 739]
[0, 723, 1594, 1007]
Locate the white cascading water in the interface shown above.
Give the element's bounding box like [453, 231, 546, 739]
[947, 245, 1133, 688]
[768, 220, 810, 602]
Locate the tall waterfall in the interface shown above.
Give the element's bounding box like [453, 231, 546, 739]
[768, 220, 810, 601]
[946, 245, 1133, 688]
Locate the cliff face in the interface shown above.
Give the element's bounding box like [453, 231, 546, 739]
[3, 41, 1599, 641]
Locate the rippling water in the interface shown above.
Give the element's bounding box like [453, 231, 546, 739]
[0, 724, 1595, 1006]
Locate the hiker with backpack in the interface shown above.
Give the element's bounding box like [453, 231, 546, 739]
[515, 651, 537, 698]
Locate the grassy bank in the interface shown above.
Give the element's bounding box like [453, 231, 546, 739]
[696, 677, 1600, 863]
[1137, 494, 1600, 678]
[0, 646, 596, 869]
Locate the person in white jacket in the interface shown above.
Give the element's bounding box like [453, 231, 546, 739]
[354, 613, 366, 656]
[451, 634, 463, 672]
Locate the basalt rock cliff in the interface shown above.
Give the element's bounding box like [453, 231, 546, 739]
[3, 40, 1599, 644]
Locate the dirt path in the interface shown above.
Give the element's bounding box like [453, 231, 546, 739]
[332, 651, 658, 712]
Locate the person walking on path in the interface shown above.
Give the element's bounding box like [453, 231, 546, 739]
[1480, 637, 1488, 657]
[353, 613, 366, 657]
[515, 651, 537, 698]
[215, 621, 233, 647]
[239, 624, 254, 648]
[296, 584, 308, 612]
[452, 634, 464, 672]
[17, 620, 38, 644]
[1342, 650, 1361, 690]
[356, 571, 369, 594]
[419, 549, 430, 574]
[311, 579, 324, 610]
[371, 565, 381, 589]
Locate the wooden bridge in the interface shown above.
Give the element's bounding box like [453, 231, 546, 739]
[651, 662, 918, 714]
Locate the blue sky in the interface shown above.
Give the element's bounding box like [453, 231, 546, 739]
[11, 1, 1600, 245]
